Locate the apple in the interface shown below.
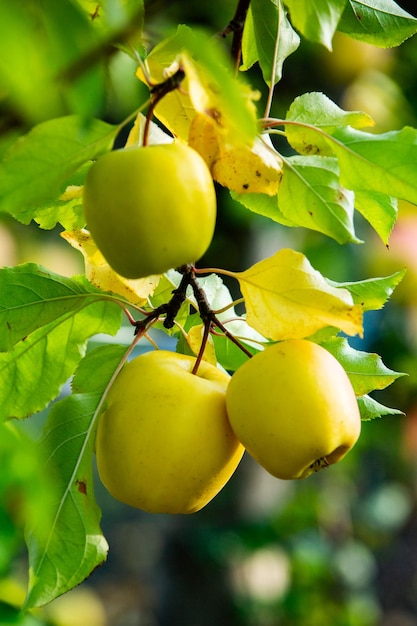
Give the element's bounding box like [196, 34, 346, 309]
[83, 142, 217, 279]
[95, 350, 244, 513]
[226, 339, 361, 479]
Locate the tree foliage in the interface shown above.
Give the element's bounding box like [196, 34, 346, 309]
[0, 0, 416, 609]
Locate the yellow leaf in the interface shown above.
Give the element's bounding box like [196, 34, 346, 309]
[137, 38, 258, 144]
[187, 324, 217, 366]
[233, 249, 363, 340]
[125, 113, 174, 148]
[188, 114, 283, 195]
[61, 229, 160, 305]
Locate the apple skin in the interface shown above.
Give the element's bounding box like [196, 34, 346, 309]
[226, 339, 361, 480]
[83, 142, 217, 279]
[95, 350, 244, 514]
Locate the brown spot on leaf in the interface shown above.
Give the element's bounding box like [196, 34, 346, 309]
[76, 479, 87, 495]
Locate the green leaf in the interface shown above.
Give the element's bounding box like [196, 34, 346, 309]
[284, 0, 348, 49]
[231, 191, 298, 226]
[320, 336, 405, 395]
[354, 190, 398, 245]
[72, 343, 128, 394]
[0, 116, 117, 226]
[358, 394, 404, 420]
[0, 297, 121, 420]
[0, 0, 105, 125]
[285, 92, 374, 155]
[0, 264, 117, 352]
[25, 394, 107, 608]
[279, 155, 360, 243]
[328, 126, 417, 206]
[242, 0, 300, 85]
[329, 269, 406, 311]
[0, 423, 55, 576]
[338, 0, 417, 47]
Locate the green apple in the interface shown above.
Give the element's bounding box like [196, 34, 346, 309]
[95, 350, 244, 513]
[83, 142, 217, 278]
[226, 339, 361, 479]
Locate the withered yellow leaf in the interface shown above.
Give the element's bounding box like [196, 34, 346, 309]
[233, 249, 363, 340]
[188, 114, 283, 196]
[61, 229, 160, 305]
[137, 29, 258, 144]
[187, 324, 217, 366]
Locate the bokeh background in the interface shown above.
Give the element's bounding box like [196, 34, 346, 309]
[2, 1, 417, 625]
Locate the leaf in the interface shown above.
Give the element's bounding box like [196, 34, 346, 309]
[354, 190, 398, 245]
[232, 249, 363, 340]
[0, 264, 116, 352]
[328, 270, 406, 311]
[189, 116, 283, 195]
[327, 126, 417, 207]
[241, 0, 300, 85]
[25, 393, 107, 608]
[285, 92, 374, 155]
[72, 343, 129, 394]
[357, 394, 404, 420]
[0, 0, 105, 125]
[187, 325, 217, 366]
[284, 0, 348, 49]
[231, 191, 298, 226]
[279, 155, 359, 243]
[338, 0, 417, 47]
[0, 423, 55, 576]
[0, 116, 117, 225]
[0, 276, 121, 419]
[320, 336, 405, 395]
[141, 26, 259, 145]
[62, 230, 160, 306]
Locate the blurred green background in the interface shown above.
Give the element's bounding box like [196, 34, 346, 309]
[2, 1, 417, 625]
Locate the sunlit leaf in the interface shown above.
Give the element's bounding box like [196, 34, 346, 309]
[241, 0, 300, 85]
[320, 336, 405, 395]
[285, 92, 374, 155]
[0, 273, 121, 419]
[189, 116, 282, 195]
[0, 117, 117, 226]
[72, 343, 128, 394]
[357, 394, 404, 420]
[0, 264, 116, 352]
[284, 0, 348, 49]
[187, 325, 217, 365]
[231, 191, 298, 226]
[25, 344, 128, 608]
[141, 26, 259, 145]
[62, 230, 160, 306]
[327, 126, 417, 206]
[338, 0, 417, 47]
[328, 269, 406, 311]
[354, 190, 398, 245]
[231, 249, 363, 340]
[25, 394, 107, 608]
[279, 155, 359, 243]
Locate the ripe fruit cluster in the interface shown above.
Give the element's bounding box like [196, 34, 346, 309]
[86, 141, 361, 514]
[95, 340, 361, 514]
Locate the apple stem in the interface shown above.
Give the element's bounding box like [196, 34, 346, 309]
[143, 68, 186, 146]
